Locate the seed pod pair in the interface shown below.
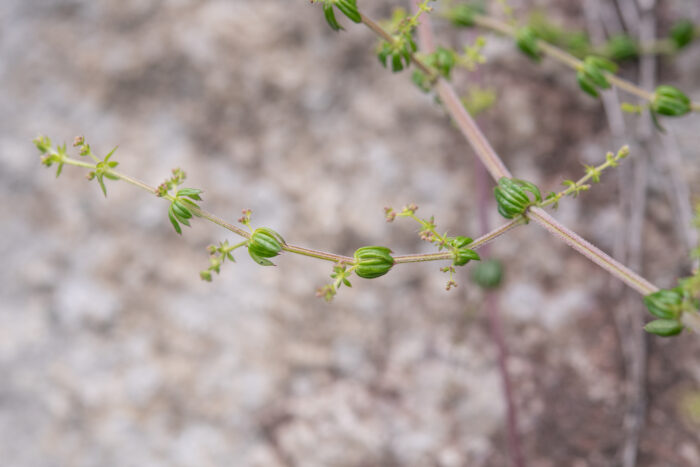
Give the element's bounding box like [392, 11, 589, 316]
[643, 288, 686, 337]
[448, 236, 480, 267]
[248, 227, 285, 266]
[493, 177, 542, 219]
[453, 248, 480, 267]
[353, 246, 395, 279]
[605, 35, 638, 61]
[651, 85, 691, 117]
[644, 288, 683, 320]
[669, 19, 695, 50]
[576, 56, 617, 98]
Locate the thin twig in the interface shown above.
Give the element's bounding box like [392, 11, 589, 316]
[470, 14, 700, 110]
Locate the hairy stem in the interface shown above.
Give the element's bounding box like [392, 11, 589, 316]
[528, 207, 657, 295]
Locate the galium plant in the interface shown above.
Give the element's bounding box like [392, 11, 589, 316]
[36, 1, 700, 337]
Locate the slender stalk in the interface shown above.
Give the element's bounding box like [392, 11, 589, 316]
[528, 207, 657, 295]
[470, 14, 693, 106]
[393, 252, 453, 263]
[282, 244, 353, 263]
[393, 218, 523, 264]
[61, 156, 514, 267]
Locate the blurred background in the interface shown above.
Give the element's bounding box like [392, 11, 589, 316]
[1, 0, 700, 465]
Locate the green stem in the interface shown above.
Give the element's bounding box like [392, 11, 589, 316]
[393, 218, 521, 264]
[61, 157, 97, 170]
[538, 155, 620, 208]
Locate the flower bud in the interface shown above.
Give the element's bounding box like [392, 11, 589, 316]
[354, 246, 395, 279]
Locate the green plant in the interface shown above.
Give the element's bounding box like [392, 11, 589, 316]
[36, 1, 700, 338]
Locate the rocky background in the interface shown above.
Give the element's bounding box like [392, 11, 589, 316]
[1, 0, 700, 465]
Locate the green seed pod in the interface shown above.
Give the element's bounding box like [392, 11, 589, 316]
[670, 19, 695, 49]
[652, 85, 691, 116]
[248, 227, 285, 266]
[391, 53, 404, 72]
[335, 0, 361, 24]
[643, 319, 684, 337]
[577, 70, 599, 98]
[171, 200, 193, 220]
[494, 177, 542, 219]
[516, 27, 541, 62]
[449, 4, 477, 27]
[453, 248, 480, 267]
[577, 56, 616, 97]
[586, 55, 618, 73]
[432, 46, 457, 78]
[412, 70, 431, 93]
[471, 259, 503, 289]
[450, 236, 473, 249]
[582, 64, 609, 89]
[605, 35, 638, 61]
[643, 288, 683, 319]
[377, 43, 391, 68]
[323, 3, 342, 31]
[354, 246, 395, 279]
[653, 97, 689, 116]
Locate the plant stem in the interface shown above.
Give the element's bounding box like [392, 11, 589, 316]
[538, 151, 624, 208]
[60, 156, 514, 267]
[282, 244, 353, 263]
[470, 14, 695, 105]
[358, 9, 662, 298]
[393, 217, 522, 264]
[528, 207, 657, 295]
